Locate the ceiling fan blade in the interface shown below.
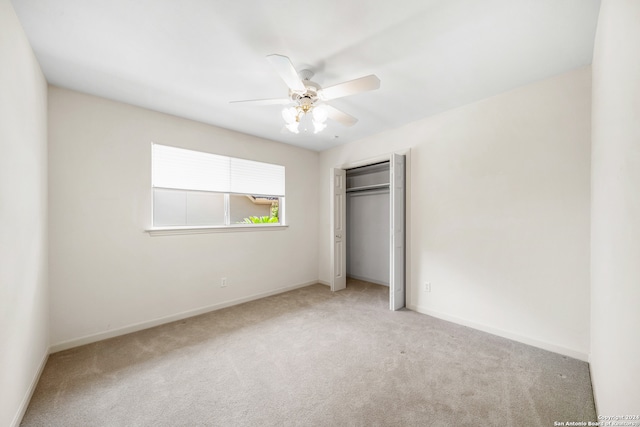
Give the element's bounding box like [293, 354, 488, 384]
[319, 75, 380, 101]
[230, 98, 291, 106]
[266, 54, 306, 93]
[325, 105, 358, 127]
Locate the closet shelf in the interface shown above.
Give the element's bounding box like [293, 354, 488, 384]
[346, 183, 390, 193]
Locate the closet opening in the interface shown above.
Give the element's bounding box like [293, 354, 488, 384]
[346, 161, 391, 287]
[330, 153, 406, 310]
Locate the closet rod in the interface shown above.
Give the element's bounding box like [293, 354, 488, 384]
[346, 183, 390, 193]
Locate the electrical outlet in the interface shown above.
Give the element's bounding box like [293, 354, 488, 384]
[425, 282, 431, 292]
[221, 277, 227, 288]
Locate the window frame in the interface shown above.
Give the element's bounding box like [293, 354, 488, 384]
[146, 143, 287, 235]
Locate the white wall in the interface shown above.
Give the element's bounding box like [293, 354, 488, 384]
[319, 67, 592, 360]
[0, 0, 49, 425]
[347, 190, 390, 285]
[590, 0, 640, 414]
[48, 87, 319, 350]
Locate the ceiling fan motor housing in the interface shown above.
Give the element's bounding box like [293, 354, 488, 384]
[290, 72, 320, 108]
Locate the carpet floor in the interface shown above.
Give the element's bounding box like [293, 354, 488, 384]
[21, 279, 596, 426]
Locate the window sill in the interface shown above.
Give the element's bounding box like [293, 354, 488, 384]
[145, 224, 288, 236]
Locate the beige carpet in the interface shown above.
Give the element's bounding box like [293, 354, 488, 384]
[22, 280, 596, 426]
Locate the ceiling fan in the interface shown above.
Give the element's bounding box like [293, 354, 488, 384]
[231, 54, 380, 134]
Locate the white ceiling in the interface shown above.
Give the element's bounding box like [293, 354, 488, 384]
[11, 0, 601, 151]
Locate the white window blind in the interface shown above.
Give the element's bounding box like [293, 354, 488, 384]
[230, 157, 285, 196]
[152, 144, 285, 196]
[152, 144, 230, 192]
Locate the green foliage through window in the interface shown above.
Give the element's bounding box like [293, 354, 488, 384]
[239, 216, 279, 224]
[238, 200, 279, 225]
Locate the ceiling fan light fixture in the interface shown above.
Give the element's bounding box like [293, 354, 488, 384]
[282, 107, 298, 124]
[285, 122, 300, 134]
[313, 120, 327, 134]
[312, 105, 328, 123]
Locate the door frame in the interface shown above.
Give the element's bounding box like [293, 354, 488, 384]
[329, 149, 410, 310]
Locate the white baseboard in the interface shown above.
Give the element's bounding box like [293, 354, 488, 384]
[407, 303, 589, 362]
[589, 362, 599, 416]
[11, 349, 49, 427]
[50, 280, 319, 353]
[318, 280, 330, 286]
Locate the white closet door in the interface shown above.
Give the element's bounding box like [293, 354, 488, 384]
[389, 154, 406, 310]
[331, 168, 347, 291]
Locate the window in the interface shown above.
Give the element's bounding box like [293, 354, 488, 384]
[151, 143, 285, 228]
